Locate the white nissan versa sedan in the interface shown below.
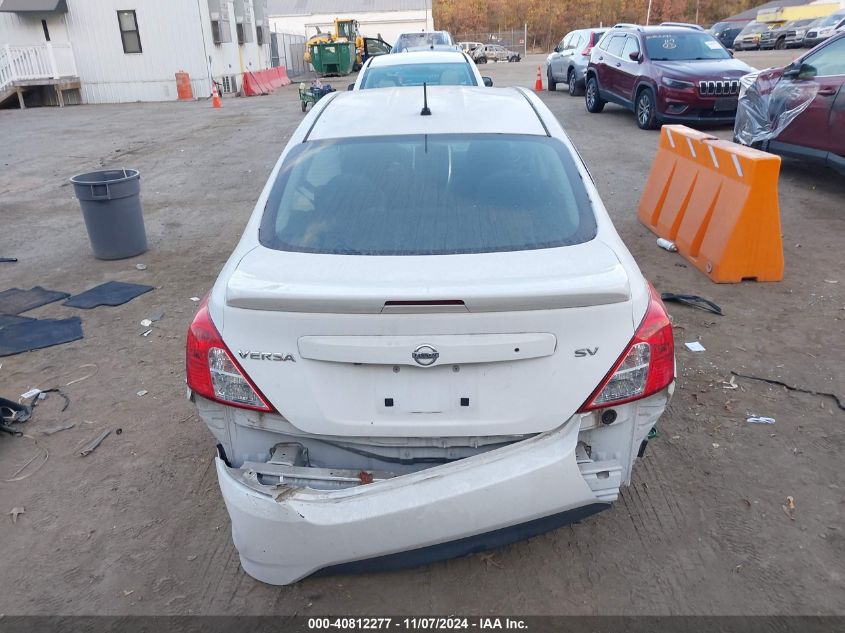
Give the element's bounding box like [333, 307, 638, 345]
[186, 86, 675, 585]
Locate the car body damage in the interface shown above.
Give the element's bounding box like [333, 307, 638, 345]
[187, 86, 675, 585]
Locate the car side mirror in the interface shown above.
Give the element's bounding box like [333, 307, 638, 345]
[783, 62, 816, 80]
[483, 76, 493, 87]
[629, 51, 642, 62]
[347, 83, 355, 91]
[797, 63, 817, 79]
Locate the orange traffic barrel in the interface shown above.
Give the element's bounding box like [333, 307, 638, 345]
[175, 71, 193, 101]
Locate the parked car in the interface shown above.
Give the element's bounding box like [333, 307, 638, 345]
[392, 31, 456, 53]
[735, 32, 845, 173]
[471, 44, 521, 63]
[733, 21, 772, 50]
[352, 50, 491, 89]
[708, 21, 749, 49]
[186, 84, 675, 586]
[458, 41, 482, 53]
[783, 18, 820, 48]
[759, 18, 815, 49]
[803, 11, 845, 47]
[585, 24, 755, 129]
[547, 28, 606, 96]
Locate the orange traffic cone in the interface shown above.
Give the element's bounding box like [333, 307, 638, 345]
[211, 82, 221, 108]
[534, 65, 543, 92]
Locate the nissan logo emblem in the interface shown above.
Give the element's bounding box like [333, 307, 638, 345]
[412, 344, 439, 366]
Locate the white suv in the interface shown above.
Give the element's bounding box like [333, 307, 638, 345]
[187, 85, 675, 585]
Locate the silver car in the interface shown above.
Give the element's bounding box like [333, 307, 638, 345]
[471, 44, 521, 63]
[547, 28, 605, 96]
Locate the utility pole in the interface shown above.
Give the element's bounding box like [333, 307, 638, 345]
[646, 0, 652, 25]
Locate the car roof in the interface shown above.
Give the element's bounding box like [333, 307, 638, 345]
[372, 50, 468, 66]
[403, 44, 461, 52]
[306, 86, 547, 141]
[634, 25, 711, 35]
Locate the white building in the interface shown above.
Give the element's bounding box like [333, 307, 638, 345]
[0, 0, 272, 107]
[267, 0, 433, 46]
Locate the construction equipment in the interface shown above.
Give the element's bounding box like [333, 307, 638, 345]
[304, 18, 367, 77]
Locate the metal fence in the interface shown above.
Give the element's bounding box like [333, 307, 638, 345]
[270, 31, 307, 77]
[453, 27, 529, 58]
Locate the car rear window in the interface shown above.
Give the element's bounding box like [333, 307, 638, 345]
[361, 63, 476, 88]
[393, 32, 452, 52]
[259, 135, 597, 256]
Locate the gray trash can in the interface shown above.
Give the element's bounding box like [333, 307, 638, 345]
[70, 169, 147, 260]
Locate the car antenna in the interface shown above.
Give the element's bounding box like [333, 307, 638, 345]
[421, 82, 431, 116]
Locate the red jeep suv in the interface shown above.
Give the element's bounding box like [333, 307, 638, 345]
[585, 24, 755, 129]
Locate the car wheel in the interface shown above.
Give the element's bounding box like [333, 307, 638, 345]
[301, 100, 307, 113]
[636, 88, 658, 130]
[585, 76, 605, 113]
[547, 68, 557, 92]
[774, 37, 786, 50]
[476, 56, 487, 64]
[567, 68, 580, 96]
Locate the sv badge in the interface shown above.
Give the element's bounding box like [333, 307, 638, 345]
[574, 347, 599, 358]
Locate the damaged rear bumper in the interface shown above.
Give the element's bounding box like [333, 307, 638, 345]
[214, 414, 622, 585]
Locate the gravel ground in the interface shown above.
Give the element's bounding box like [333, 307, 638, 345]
[0, 50, 843, 616]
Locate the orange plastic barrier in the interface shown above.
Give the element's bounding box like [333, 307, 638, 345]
[242, 67, 293, 96]
[637, 125, 783, 283]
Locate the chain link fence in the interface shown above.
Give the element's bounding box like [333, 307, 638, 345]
[270, 31, 307, 77]
[452, 27, 529, 58]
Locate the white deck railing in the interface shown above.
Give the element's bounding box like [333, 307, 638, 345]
[0, 43, 78, 92]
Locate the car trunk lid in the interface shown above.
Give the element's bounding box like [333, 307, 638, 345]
[219, 241, 638, 437]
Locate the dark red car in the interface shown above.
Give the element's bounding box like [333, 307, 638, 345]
[735, 32, 845, 173]
[585, 24, 755, 129]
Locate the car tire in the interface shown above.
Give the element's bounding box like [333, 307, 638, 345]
[585, 76, 605, 113]
[636, 88, 658, 130]
[774, 37, 786, 50]
[476, 56, 487, 64]
[547, 68, 557, 92]
[567, 68, 580, 96]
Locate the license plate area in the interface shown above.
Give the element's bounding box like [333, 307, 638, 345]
[714, 97, 738, 112]
[377, 364, 478, 417]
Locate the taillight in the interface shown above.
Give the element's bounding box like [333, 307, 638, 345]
[186, 298, 274, 412]
[578, 283, 674, 411]
[582, 46, 593, 56]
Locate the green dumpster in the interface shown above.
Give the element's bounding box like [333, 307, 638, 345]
[310, 41, 355, 77]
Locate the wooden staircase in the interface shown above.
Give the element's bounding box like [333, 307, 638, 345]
[1, 42, 80, 108]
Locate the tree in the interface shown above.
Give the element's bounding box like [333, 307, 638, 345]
[433, 0, 757, 50]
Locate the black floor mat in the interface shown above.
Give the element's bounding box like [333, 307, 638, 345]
[63, 281, 154, 309]
[0, 286, 70, 315]
[0, 316, 83, 357]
